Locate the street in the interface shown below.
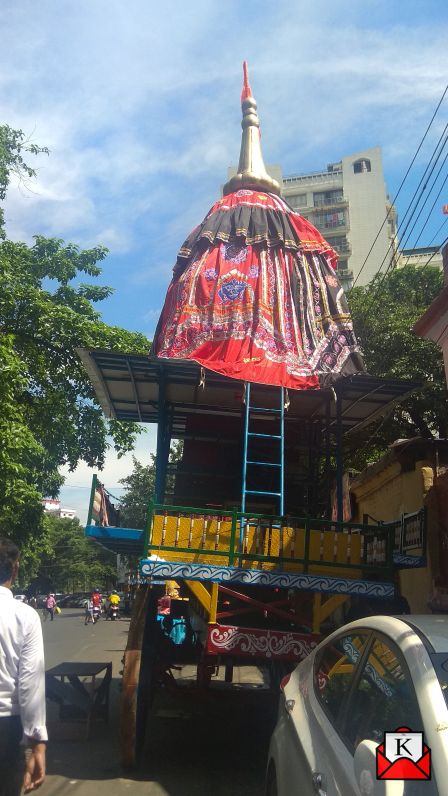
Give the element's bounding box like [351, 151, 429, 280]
[42, 609, 277, 795]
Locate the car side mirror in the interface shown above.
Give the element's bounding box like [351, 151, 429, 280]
[354, 740, 404, 796]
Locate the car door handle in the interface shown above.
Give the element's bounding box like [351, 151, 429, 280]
[284, 698, 295, 714]
[312, 772, 327, 796]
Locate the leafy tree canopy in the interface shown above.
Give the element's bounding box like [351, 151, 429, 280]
[21, 515, 117, 593]
[119, 456, 156, 531]
[118, 442, 183, 531]
[0, 125, 49, 238]
[0, 124, 150, 546]
[347, 264, 448, 469]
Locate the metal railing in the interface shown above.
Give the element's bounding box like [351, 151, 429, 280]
[84, 476, 426, 576]
[313, 196, 346, 207]
[86, 474, 122, 528]
[143, 502, 426, 576]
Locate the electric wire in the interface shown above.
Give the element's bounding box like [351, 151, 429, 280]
[359, 129, 448, 318]
[355, 124, 447, 319]
[404, 171, 448, 267]
[355, 108, 448, 291]
[399, 152, 448, 263]
[421, 233, 448, 271]
[427, 216, 448, 247]
[351, 83, 448, 288]
[374, 126, 447, 277]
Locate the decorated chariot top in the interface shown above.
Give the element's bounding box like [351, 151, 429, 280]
[153, 64, 364, 390]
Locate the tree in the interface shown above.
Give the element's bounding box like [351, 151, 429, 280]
[119, 442, 184, 530]
[25, 515, 117, 593]
[0, 125, 49, 238]
[347, 265, 448, 469]
[0, 125, 151, 546]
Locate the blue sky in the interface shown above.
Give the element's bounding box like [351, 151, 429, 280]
[1, 0, 447, 520]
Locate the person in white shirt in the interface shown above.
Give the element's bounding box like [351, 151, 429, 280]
[0, 537, 47, 794]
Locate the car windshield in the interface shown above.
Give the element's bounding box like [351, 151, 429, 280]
[430, 653, 448, 707]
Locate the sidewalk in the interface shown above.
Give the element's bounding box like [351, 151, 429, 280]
[43, 610, 166, 795]
[42, 609, 274, 796]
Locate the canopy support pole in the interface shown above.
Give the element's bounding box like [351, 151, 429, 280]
[154, 375, 170, 502]
[335, 388, 344, 523]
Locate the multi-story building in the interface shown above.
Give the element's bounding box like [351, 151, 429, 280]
[228, 147, 397, 289]
[281, 147, 397, 289]
[396, 246, 443, 271]
[42, 498, 77, 520]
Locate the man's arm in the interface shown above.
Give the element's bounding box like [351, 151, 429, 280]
[23, 743, 46, 792]
[19, 611, 48, 790]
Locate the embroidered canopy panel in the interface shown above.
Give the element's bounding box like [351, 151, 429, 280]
[153, 189, 364, 390]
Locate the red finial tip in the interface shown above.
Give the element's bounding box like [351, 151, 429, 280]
[241, 61, 252, 102]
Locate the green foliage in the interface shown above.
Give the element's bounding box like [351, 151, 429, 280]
[0, 124, 151, 548]
[119, 442, 184, 530]
[119, 456, 156, 530]
[22, 515, 117, 592]
[347, 265, 448, 469]
[0, 125, 49, 238]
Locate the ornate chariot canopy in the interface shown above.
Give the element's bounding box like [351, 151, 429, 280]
[152, 63, 364, 390]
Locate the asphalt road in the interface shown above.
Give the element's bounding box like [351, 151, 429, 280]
[41, 608, 277, 796]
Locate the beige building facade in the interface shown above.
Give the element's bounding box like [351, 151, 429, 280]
[280, 147, 397, 289]
[396, 246, 443, 271]
[350, 438, 448, 614]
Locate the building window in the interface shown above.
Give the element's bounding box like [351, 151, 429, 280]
[288, 193, 307, 208]
[314, 210, 346, 229]
[313, 189, 344, 207]
[353, 158, 371, 174]
[327, 237, 349, 255]
[344, 635, 421, 750]
[314, 632, 370, 727]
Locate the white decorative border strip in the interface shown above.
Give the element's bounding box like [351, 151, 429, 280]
[393, 553, 426, 568]
[207, 625, 319, 660]
[140, 560, 395, 598]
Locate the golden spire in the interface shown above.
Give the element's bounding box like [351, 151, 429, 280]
[223, 62, 281, 197]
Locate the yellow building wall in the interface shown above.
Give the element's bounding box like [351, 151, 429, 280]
[351, 459, 434, 613]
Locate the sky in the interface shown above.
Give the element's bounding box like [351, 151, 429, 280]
[1, 0, 448, 521]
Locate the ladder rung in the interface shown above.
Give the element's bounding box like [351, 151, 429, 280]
[246, 490, 282, 497]
[249, 406, 282, 413]
[248, 433, 282, 439]
[246, 461, 281, 467]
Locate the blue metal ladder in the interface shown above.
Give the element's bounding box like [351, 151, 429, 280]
[241, 383, 285, 518]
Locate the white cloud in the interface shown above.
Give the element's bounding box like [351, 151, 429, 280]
[1, 3, 445, 273]
[59, 426, 157, 524]
[2, 2, 446, 251]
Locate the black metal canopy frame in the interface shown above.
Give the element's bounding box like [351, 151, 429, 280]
[78, 348, 420, 531]
[77, 349, 419, 437]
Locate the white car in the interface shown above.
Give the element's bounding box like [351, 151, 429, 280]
[267, 615, 448, 795]
[13, 594, 26, 601]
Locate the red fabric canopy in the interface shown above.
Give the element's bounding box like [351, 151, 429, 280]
[153, 189, 364, 390]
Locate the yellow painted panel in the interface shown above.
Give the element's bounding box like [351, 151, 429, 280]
[149, 515, 363, 579]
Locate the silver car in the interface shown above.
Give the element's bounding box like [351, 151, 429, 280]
[267, 615, 448, 795]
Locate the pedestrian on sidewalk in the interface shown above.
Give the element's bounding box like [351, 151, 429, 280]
[45, 593, 56, 621]
[0, 537, 47, 794]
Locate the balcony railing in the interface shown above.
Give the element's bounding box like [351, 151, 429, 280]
[85, 474, 426, 577]
[283, 171, 342, 185]
[331, 243, 351, 255]
[143, 503, 426, 576]
[313, 196, 347, 207]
